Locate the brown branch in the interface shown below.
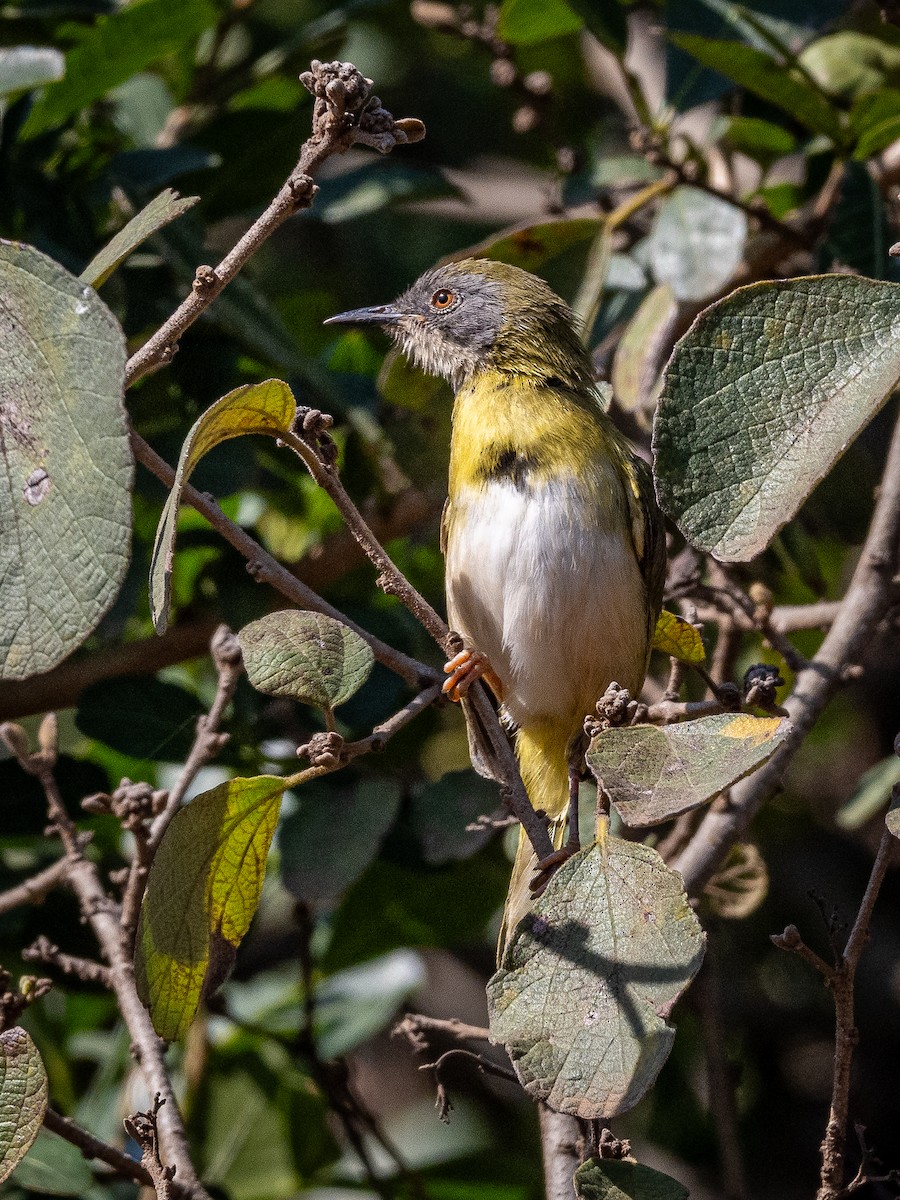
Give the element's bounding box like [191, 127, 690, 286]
[772, 827, 897, 1200]
[675, 410, 900, 896]
[0, 722, 209, 1199]
[0, 857, 69, 916]
[539, 1107, 581, 1200]
[0, 617, 218, 721]
[394, 1012, 491, 1048]
[124, 1095, 177, 1200]
[279, 422, 556, 861]
[23, 936, 111, 988]
[131, 432, 435, 689]
[43, 1108, 192, 1199]
[124, 62, 422, 388]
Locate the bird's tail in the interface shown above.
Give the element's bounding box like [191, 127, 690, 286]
[498, 720, 571, 963]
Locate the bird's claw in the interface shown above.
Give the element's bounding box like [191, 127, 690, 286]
[442, 649, 503, 703]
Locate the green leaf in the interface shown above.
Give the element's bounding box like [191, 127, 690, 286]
[280, 777, 402, 908]
[647, 186, 747, 302]
[575, 1157, 689, 1200]
[409, 770, 497, 865]
[314, 949, 425, 1058]
[0, 47, 64, 98]
[150, 379, 297, 633]
[488, 838, 705, 1118]
[457, 216, 600, 274]
[587, 714, 791, 827]
[76, 676, 203, 761]
[850, 88, 900, 159]
[822, 162, 889, 280]
[721, 115, 797, 165]
[22, 0, 217, 137]
[650, 610, 706, 664]
[669, 33, 843, 140]
[0, 1029, 48, 1185]
[800, 31, 900, 101]
[80, 188, 199, 289]
[135, 775, 288, 1040]
[10, 1130, 93, 1196]
[611, 284, 678, 415]
[836, 755, 900, 830]
[238, 610, 374, 712]
[0, 241, 131, 680]
[498, 0, 583, 46]
[654, 275, 900, 560]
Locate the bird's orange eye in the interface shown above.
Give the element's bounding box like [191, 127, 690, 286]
[431, 289, 455, 309]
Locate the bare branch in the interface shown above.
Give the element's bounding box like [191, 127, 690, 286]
[0, 724, 209, 1198]
[23, 936, 111, 988]
[0, 857, 69, 916]
[43, 1108, 192, 1199]
[123, 1095, 177, 1200]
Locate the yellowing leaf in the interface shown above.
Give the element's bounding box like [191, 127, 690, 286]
[0, 1028, 48, 1184]
[719, 714, 783, 745]
[587, 713, 791, 827]
[488, 838, 705, 1118]
[135, 775, 288, 1040]
[650, 610, 706, 664]
[80, 189, 199, 289]
[150, 380, 297, 633]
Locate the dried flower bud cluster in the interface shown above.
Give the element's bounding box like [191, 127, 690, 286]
[300, 60, 425, 153]
[297, 730, 344, 768]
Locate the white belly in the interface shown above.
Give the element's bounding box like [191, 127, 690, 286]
[445, 475, 647, 732]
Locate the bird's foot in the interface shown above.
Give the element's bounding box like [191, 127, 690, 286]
[442, 649, 503, 703]
[530, 842, 580, 897]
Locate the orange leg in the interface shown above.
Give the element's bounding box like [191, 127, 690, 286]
[442, 649, 504, 703]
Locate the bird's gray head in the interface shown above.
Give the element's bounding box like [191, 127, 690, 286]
[325, 258, 592, 391]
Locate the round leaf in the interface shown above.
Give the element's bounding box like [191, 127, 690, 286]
[0, 1028, 48, 1184]
[239, 610, 374, 712]
[654, 275, 900, 561]
[587, 714, 791, 827]
[0, 241, 131, 679]
[488, 837, 705, 1118]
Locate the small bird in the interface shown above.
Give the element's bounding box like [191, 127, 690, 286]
[326, 258, 665, 950]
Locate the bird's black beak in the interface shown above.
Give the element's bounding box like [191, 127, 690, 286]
[324, 303, 403, 328]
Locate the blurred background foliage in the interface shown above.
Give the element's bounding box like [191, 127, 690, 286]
[1, 0, 900, 1197]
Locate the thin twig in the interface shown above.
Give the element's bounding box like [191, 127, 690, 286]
[22, 936, 111, 988]
[123, 1095, 177, 1200]
[0, 858, 69, 916]
[124, 63, 422, 388]
[43, 1108, 192, 1199]
[131, 433, 434, 689]
[818, 828, 897, 1200]
[0, 726, 209, 1199]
